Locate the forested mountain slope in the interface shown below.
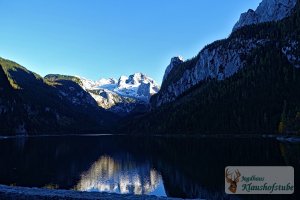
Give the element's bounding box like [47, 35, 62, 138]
[121, 0, 300, 135]
[0, 58, 116, 135]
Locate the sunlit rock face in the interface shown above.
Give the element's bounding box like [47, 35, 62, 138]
[75, 156, 165, 195]
[153, 0, 298, 108]
[153, 39, 269, 107]
[233, 0, 297, 31]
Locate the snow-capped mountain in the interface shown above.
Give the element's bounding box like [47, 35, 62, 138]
[233, 0, 297, 31]
[78, 73, 160, 114]
[116, 73, 159, 100]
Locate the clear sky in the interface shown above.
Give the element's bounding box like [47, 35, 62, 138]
[0, 0, 261, 84]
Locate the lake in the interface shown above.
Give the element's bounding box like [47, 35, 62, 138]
[0, 135, 299, 200]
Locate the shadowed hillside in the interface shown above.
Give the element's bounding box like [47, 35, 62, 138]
[0, 58, 117, 136]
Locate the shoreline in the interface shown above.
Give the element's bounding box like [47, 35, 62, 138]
[0, 133, 299, 141]
[0, 184, 183, 200]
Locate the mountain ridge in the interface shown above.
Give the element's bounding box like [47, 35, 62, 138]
[233, 0, 297, 31]
[152, 0, 299, 108]
[121, 0, 300, 135]
[0, 58, 118, 135]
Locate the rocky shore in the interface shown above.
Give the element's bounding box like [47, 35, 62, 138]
[0, 185, 184, 200]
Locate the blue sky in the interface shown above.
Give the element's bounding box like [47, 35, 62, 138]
[0, 0, 261, 84]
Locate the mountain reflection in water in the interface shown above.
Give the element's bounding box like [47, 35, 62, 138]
[0, 135, 299, 200]
[75, 155, 164, 195]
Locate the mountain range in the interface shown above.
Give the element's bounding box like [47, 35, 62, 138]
[1, 0, 300, 136]
[46, 73, 159, 115]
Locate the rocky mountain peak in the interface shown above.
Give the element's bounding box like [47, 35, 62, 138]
[171, 56, 184, 63]
[163, 56, 184, 81]
[233, 0, 297, 31]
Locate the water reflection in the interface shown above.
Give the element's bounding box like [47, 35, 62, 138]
[75, 155, 164, 195]
[0, 136, 299, 200]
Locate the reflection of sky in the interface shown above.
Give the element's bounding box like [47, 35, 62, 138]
[75, 155, 166, 196]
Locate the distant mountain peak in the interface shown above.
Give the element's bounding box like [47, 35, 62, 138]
[115, 72, 159, 97]
[78, 73, 160, 114]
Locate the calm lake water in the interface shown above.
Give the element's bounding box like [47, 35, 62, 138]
[0, 135, 299, 200]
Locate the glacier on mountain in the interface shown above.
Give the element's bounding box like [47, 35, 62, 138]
[78, 73, 160, 114]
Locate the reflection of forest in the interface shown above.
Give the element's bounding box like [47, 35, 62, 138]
[0, 136, 299, 200]
[75, 155, 162, 195]
[133, 137, 299, 200]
